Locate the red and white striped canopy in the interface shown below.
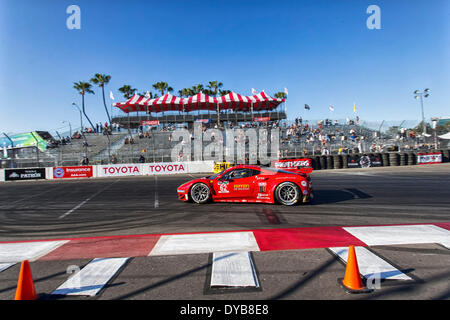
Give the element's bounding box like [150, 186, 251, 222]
[113, 91, 285, 114]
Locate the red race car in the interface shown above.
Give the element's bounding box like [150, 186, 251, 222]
[177, 164, 314, 206]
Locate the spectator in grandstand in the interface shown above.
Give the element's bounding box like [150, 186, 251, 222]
[80, 156, 89, 165]
[321, 147, 330, 155]
[83, 140, 89, 147]
[139, 154, 145, 163]
[111, 154, 118, 164]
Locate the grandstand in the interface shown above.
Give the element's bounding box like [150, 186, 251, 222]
[1, 115, 443, 169]
[1, 87, 444, 171]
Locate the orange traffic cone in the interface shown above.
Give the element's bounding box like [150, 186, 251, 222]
[341, 245, 369, 293]
[14, 260, 37, 300]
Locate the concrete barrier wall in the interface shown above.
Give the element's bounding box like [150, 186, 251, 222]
[1, 151, 449, 182]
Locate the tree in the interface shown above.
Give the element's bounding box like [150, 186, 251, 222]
[191, 84, 204, 94]
[90, 73, 112, 124]
[218, 89, 231, 96]
[274, 92, 287, 99]
[118, 85, 137, 99]
[152, 82, 173, 96]
[73, 81, 96, 132]
[206, 81, 223, 97]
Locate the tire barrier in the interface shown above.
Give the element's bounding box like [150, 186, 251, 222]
[333, 155, 342, 169]
[389, 153, 399, 166]
[399, 152, 407, 166]
[320, 156, 326, 170]
[381, 153, 389, 166]
[342, 155, 348, 168]
[407, 152, 416, 165]
[326, 155, 334, 170]
[441, 149, 450, 163]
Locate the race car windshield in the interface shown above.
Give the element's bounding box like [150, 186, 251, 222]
[207, 170, 225, 179]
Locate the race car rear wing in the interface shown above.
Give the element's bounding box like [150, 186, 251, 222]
[271, 158, 313, 175]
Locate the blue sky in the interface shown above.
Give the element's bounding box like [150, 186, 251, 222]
[0, 0, 448, 134]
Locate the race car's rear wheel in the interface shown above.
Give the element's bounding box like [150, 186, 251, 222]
[275, 182, 300, 206]
[190, 183, 211, 204]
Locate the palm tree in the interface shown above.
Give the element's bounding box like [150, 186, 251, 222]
[179, 88, 194, 97]
[152, 82, 173, 96]
[90, 73, 112, 124]
[191, 84, 204, 94]
[274, 92, 287, 99]
[73, 81, 96, 132]
[206, 81, 223, 97]
[219, 89, 231, 96]
[118, 85, 137, 99]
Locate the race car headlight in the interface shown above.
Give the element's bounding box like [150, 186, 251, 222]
[301, 181, 308, 187]
[177, 189, 185, 193]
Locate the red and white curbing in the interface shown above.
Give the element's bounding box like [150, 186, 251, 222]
[0, 223, 448, 264]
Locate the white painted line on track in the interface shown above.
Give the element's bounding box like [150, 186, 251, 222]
[149, 232, 260, 256]
[0, 240, 68, 263]
[51, 257, 129, 296]
[211, 251, 259, 287]
[58, 179, 120, 219]
[344, 224, 450, 247]
[0, 263, 15, 273]
[329, 246, 412, 281]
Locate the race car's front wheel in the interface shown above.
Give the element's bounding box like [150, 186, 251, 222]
[275, 182, 300, 206]
[190, 183, 211, 204]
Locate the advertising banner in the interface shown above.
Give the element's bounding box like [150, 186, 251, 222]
[272, 158, 312, 171]
[0, 132, 47, 151]
[347, 154, 382, 168]
[141, 120, 160, 126]
[97, 164, 143, 177]
[253, 117, 270, 122]
[417, 152, 442, 165]
[5, 168, 46, 181]
[195, 119, 210, 123]
[143, 162, 188, 175]
[53, 166, 93, 179]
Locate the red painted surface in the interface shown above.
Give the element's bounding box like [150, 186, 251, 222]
[434, 222, 450, 231]
[40, 235, 160, 261]
[252, 226, 367, 251]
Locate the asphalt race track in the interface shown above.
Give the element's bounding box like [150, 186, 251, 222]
[0, 163, 449, 301]
[0, 164, 449, 241]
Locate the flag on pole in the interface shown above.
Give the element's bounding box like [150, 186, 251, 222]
[284, 88, 288, 95]
[305, 104, 310, 110]
[251, 88, 257, 95]
[109, 91, 115, 100]
[353, 103, 357, 113]
[329, 105, 334, 112]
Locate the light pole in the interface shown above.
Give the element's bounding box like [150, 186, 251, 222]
[62, 121, 72, 138]
[413, 88, 430, 135]
[72, 102, 83, 132]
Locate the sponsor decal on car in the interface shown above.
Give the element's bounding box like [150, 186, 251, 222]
[234, 184, 250, 191]
[219, 183, 230, 193]
[258, 182, 267, 193]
